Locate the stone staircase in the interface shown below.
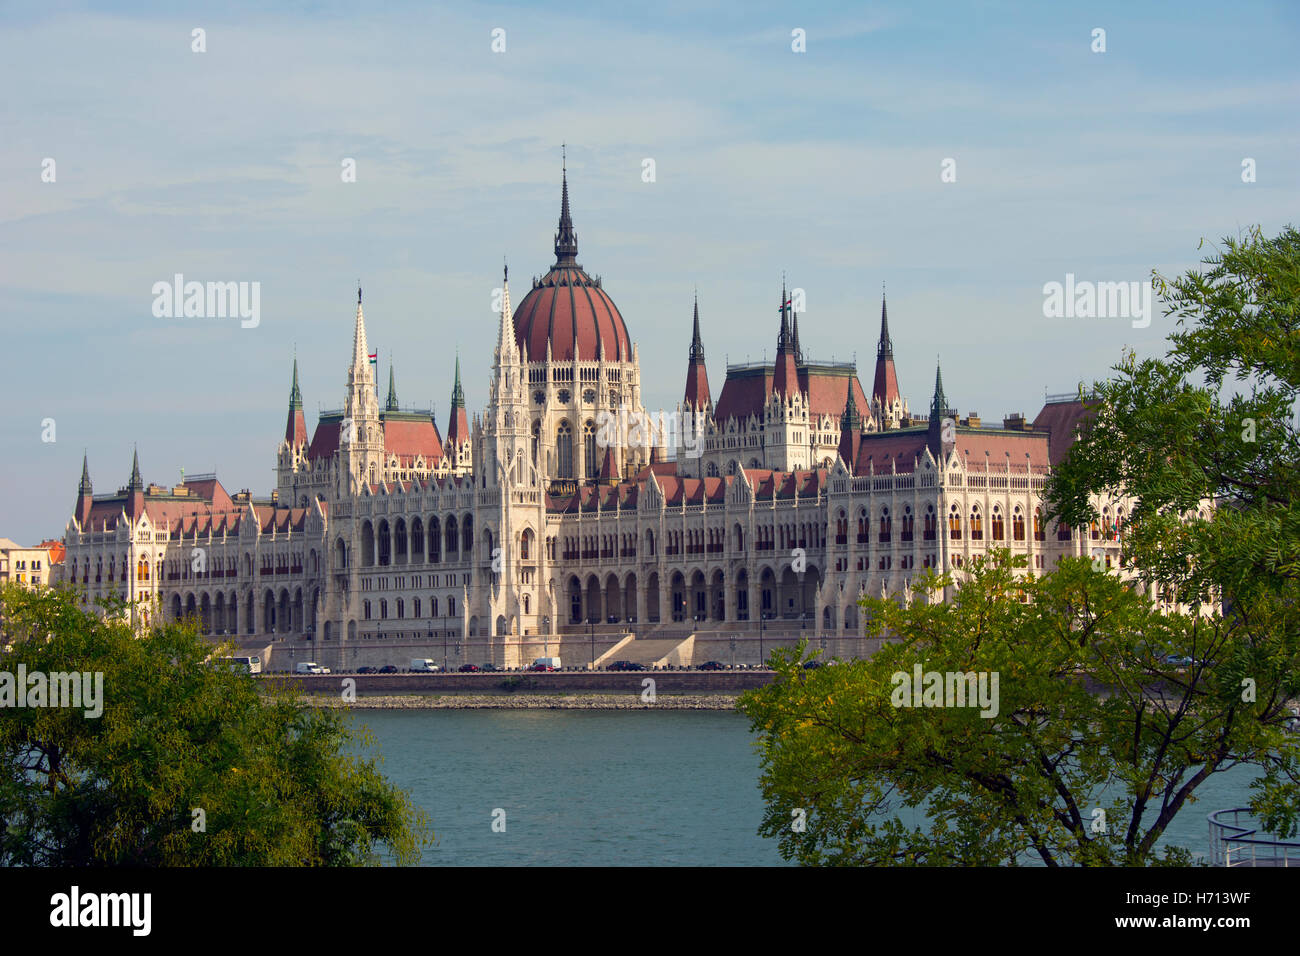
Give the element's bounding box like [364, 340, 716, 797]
[595, 635, 693, 668]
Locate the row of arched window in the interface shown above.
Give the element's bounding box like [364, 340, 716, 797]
[363, 595, 458, 620]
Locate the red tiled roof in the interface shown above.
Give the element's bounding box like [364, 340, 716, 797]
[1032, 399, 1095, 466]
[513, 265, 631, 363]
[715, 365, 872, 424]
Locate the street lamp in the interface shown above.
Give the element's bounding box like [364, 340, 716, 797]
[759, 612, 766, 668]
[590, 617, 596, 669]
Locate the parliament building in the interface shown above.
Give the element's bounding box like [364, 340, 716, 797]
[58, 168, 1132, 669]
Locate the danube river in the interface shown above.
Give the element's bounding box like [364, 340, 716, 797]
[351, 708, 1260, 866]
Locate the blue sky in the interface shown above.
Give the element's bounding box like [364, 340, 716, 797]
[2, 0, 1297, 544]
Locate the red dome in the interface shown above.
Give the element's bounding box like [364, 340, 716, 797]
[512, 165, 632, 363]
[513, 265, 631, 363]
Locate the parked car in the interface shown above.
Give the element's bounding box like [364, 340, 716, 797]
[529, 663, 555, 672]
[356, 666, 376, 674]
[608, 660, 645, 671]
[459, 663, 480, 673]
[698, 660, 725, 671]
[481, 663, 499, 672]
[295, 661, 327, 674]
[378, 665, 399, 674]
[409, 658, 441, 673]
[802, 660, 824, 670]
[1164, 654, 1194, 668]
[533, 657, 561, 670]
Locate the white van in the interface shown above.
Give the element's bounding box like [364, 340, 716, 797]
[295, 661, 328, 674]
[532, 656, 561, 670]
[409, 659, 441, 673]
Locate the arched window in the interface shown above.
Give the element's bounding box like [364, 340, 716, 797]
[924, 506, 936, 541]
[991, 508, 1004, 541]
[521, 528, 534, 560]
[445, 516, 459, 556]
[583, 420, 597, 478]
[901, 506, 914, 542]
[949, 506, 962, 540]
[532, 420, 540, 465]
[1012, 508, 1025, 541]
[397, 598, 404, 619]
[879, 508, 892, 543]
[431, 596, 439, 617]
[363, 599, 372, 620]
[1034, 508, 1046, 541]
[557, 421, 573, 479]
[970, 507, 983, 540]
[380, 599, 388, 619]
[413, 597, 421, 618]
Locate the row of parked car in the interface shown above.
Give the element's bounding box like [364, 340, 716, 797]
[287, 658, 779, 674]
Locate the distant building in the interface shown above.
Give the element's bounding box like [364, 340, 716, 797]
[0, 537, 63, 588]
[58, 167, 1148, 668]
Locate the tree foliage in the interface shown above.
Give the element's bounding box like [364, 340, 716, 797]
[739, 226, 1300, 865]
[0, 584, 432, 866]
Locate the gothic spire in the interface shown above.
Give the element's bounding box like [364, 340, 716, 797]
[496, 261, 518, 364]
[841, 379, 861, 431]
[554, 148, 579, 266]
[386, 363, 399, 411]
[79, 451, 93, 496]
[776, 278, 793, 354]
[792, 311, 802, 363]
[289, 356, 303, 409]
[689, 292, 704, 362]
[128, 447, 142, 490]
[929, 360, 949, 423]
[878, 288, 893, 359]
[451, 355, 465, 409]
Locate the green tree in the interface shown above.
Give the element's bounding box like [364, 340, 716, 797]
[0, 583, 432, 865]
[739, 226, 1300, 865]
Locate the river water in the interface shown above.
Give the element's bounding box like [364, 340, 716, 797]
[351, 708, 1260, 866]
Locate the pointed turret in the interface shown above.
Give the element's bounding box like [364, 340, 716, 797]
[495, 262, 519, 365]
[126, 448, 145, 519]
[554, 150, 579, 266]
[792, 311, 802, 364]
[447, 355, 469, 447]
[927, 360, 955, 459]
[837, 381, 863, 472]
[284, 357, 308, 446]
[683, 293, 711, 409]
[75, 452, 94, 526]
[772, 279, 800, 398]
[342, 284, 383, 493]
[386, 364, 400, 411]
[871, 289, 902, 429]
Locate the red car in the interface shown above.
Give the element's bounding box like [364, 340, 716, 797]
[458, 664, 480, 673]
[529, 663, 554, 672]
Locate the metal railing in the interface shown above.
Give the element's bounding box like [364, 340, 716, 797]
[1208, 808, 1300, 866]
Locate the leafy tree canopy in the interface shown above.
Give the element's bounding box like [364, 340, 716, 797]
[739, 226, 1300, 865]
[0, 584, 432, 866]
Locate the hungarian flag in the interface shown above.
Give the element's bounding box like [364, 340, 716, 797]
[368, 351, 377, 367]
[778, 298, 791, 312]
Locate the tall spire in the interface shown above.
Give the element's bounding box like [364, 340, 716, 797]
[773, 278, 800, 398]
[930, 360, 948, 422]
[496, 261, 518, 363]
[79, 451, 93, 495]
[351, 283, 372, 383]
[447, 354, 469, 446]
[128, 447, 142, 490]
[386, 363, 399, 411]
[689, 292, 704, 362]
[285, 358, 308, 446]
[792, 311, 802, 363]
[877, 288, 893, 358]
[451, 356, 465, 410]
[841, 379, 862, 430]
[554, 146, 579, 266]
[776, 277, 793, 353]
[684, 293, 711, 409]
